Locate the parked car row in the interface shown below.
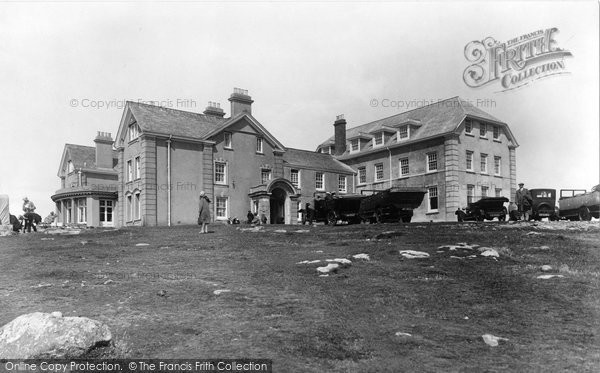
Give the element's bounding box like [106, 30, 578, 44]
[305, 187, 426, 225]
[300, 185, 599, 225]
[455, 186, 599, 222]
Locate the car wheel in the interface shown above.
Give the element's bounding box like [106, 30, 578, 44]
[402, 216, 412, 223]
[498, 214, 506, 222]
[578, 206, 592, 221]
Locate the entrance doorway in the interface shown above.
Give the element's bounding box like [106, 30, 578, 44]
[270, 188, 286, 224]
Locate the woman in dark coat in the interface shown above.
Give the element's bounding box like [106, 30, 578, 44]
[198, 191, 211, 233]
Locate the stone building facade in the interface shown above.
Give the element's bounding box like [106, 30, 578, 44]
[317, 97, 518, 221]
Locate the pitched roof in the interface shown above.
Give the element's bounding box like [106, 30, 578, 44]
[283, 148, 355, 174]
[127, 101, 227, 139]
[63, 144, 117, 171]
[65, 144, 96, 169]
[318, 97, 514, 154]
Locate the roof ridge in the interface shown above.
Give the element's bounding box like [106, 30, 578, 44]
[65, 143, 95, 149]
[345, 96, 461, 131]
[127, 100, 223, 120]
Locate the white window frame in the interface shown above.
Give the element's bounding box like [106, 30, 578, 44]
[495, 188, 502, 198]
[134, 156, 141, 180]
[494, 156, 501, 175]
[350, 139, 360, 153]
[133, 191, 141, 220]
[315, 172, 325, 191]
[127, 160, 133, 182]
[427, 186, 438, 213]
[375, 163, 384, 182]
[261, 168, 272, 185]
[215, 162, 227, 185]
[427, 152, 438, 172]
[480, 153, 488, 174]
[99, 200, 113, 224]
[358, 167, 366, 185]
[466, 151, 474, 171]
[216, 197, 228, 220]
[224, 132, 232, 149]
[479, 122, 487, 138]
[126, 194, 132, 222]
[129, 123, 140, 142]
[256, 137, 264, 154]
[67, 160, 74, 173]
[465, 119, 473, 134]
[373, 132, 384, 147]
[65, 200, 72, 224]
[493, 126, 500, 140]
[77, 198, 87, 224]
[467, 184, 475, 204]
[398, 126, 409, 141]
[399, 158, 409, 176]
[338, 175, 347, 193]
[481, 186, 489, 198]
[290, 169, 300, 188]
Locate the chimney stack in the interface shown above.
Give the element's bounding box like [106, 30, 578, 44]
[228, 88, 253, 116]
[94, 131, 114, 169]
[203, 101, 225, 118]
[333, 114, 347, 156]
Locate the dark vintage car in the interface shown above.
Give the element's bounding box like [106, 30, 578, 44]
[358, 187, 426, 223]
[530, 188, 559, 221]
[311, 192, 366, 225]
[456, 197, 509, 222]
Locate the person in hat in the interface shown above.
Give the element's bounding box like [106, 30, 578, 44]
[198, 191, 211, 233]
[515, 183, 532, 221]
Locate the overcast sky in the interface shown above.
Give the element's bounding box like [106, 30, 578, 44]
[0, 1, 598, 216]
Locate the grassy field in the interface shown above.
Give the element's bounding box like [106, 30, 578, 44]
[1, 221, 599, 372]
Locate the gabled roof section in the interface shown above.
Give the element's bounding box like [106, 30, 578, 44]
[283, 148, 355, 174]
[318, 96, 517, 152]
[115, 101, 227, 147]
[57, 144, 118, 176]
[204, 113, 286, 152]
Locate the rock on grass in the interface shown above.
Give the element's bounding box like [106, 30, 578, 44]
[0, 312, 112, 358]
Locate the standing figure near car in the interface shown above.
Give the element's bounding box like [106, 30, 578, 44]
[515, 183, 533, 221]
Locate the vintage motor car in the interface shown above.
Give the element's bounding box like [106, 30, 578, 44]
[529, 188, 559, 221]
[558, 186, 600, 221]
[358, 187, 426, 223]
[455, 197, 509, 222]
[311, 192, 366, 225]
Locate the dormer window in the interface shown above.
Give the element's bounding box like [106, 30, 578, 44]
[129, 122, 140, 142]
[397, 125, 409, 141]
[480, 123, 487, 138]
[465, 119, 473, 134]
[373, 132, 384, 147]
[493, 126, 500, 140]
[350, 139, 360, 152]
[67, 160, 74, 173]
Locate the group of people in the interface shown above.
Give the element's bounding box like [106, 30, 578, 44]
[10, 197, 44, 233]
[246, 211, 267, 225]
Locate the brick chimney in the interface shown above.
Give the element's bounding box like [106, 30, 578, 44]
[228, 88, 253, 116]
[203, 101, 225, 118]
[333, 114, 347, 156]
[94, 131, 114, 169]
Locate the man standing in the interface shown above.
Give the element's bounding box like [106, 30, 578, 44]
[515, 183, 532, 221]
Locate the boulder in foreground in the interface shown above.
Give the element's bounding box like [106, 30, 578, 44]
[0, 312, 112, 358]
